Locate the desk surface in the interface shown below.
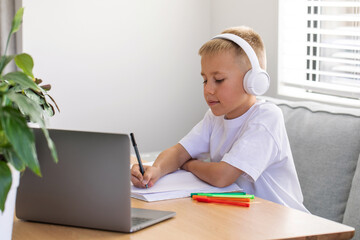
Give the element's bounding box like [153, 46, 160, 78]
[13, 196, 354, 240]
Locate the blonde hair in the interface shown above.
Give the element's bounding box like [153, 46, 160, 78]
[198, 26, 267, 70]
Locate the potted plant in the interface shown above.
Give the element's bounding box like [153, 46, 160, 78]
[0, 7, 59, 239]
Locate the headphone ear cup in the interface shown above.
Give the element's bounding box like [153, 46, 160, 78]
[243, 70, 253, 94]
[243, 69, 270, 96]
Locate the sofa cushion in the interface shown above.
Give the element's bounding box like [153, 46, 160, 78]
[261, 97, 360, 223]
[343, 154, 360, 240]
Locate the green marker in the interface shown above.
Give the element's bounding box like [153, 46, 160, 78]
[190, 192, 246, 197]
[191, 192, 254, 199]
[193, 193, 254, 199]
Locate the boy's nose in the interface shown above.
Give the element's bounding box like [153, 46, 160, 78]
[204, 82, 215, 94]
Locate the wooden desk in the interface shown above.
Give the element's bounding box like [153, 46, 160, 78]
[12, 197, 354, 240]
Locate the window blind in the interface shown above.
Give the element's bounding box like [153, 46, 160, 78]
[279, 0, 360, 102]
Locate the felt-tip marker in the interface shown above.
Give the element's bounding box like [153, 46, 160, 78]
[192, 195, 251, 202]
[191, 193, 254, 199]
[130, 133, 148, 188]
[193, 195, 250, 207]
[190, 192, 246, 197]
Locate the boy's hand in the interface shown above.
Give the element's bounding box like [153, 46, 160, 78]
[131, 164, 161, 188]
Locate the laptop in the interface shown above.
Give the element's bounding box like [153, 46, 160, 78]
[16, 128, 175, 232]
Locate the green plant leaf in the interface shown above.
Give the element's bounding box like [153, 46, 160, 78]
[0, 161, 12, 212]
[43, 102, 55, 117]
[23, 89, 45, 105]
[0, 107, 40, 176]
[7, 91, 46, 127]
[3, 72, 42, 92]
[7, 85, 23, 94]
[41, 128, 58, 163]
[14, 53, 34, 78]
[10, 8, 24, 35]
[0, 83, 10, 93]
[0, 128, 10, 148]
[0, 95, 11, 107]
[3, 149, 26, 172]
[0, 55, 15, 75]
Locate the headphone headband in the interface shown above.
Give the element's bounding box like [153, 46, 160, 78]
[212, 33, 260, 69]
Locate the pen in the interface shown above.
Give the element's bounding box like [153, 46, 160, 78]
[193, 195, 250, 207]
[130, 133, 148, 188]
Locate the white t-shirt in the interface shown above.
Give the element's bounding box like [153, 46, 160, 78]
[180, 100, 309, 213]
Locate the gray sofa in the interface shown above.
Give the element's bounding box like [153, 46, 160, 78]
[261, 97, 360, 240]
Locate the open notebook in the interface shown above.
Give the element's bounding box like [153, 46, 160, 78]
[131, 169, 242, 202]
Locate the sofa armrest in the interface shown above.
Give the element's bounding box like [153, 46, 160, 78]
[259, 96, 360, 224]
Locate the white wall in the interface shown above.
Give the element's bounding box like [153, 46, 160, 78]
[22, 0, 210, 152]
[21, 0, 279, 152]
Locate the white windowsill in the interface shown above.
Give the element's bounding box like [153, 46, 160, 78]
[278, 85, 360, 108]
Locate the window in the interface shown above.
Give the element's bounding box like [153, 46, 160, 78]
[278, 0, 360, 107]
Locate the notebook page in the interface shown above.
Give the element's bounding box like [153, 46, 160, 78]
[131, 169, 242, 201]
[131, 184, 241, 202]
[131, 170, 217, 194]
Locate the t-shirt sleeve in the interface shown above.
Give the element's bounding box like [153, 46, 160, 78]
[221, 123, 279, 182]
[179, 110, 213, 158]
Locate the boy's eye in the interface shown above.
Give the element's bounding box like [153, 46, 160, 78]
[215, 79, 224, 83]
[203, 80, 207, 84]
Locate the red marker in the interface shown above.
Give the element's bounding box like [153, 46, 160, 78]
[197, 196, 251, 202]
[193, 195, 250, 207]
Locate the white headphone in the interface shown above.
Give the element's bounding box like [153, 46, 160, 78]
[212, 33, 270, 96]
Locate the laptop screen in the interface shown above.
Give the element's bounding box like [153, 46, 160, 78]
[16, 129, 132, 231]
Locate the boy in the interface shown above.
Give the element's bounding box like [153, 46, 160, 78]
[131, 26, 308, 212]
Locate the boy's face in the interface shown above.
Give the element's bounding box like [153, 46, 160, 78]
[201, 50, 256, 119]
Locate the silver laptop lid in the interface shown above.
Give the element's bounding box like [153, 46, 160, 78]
[16, 129, 132, 232]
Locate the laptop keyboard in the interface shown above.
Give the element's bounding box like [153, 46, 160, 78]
[132, 217, 152, 225]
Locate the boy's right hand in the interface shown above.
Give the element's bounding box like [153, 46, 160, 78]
[131, 164, 161, 188]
